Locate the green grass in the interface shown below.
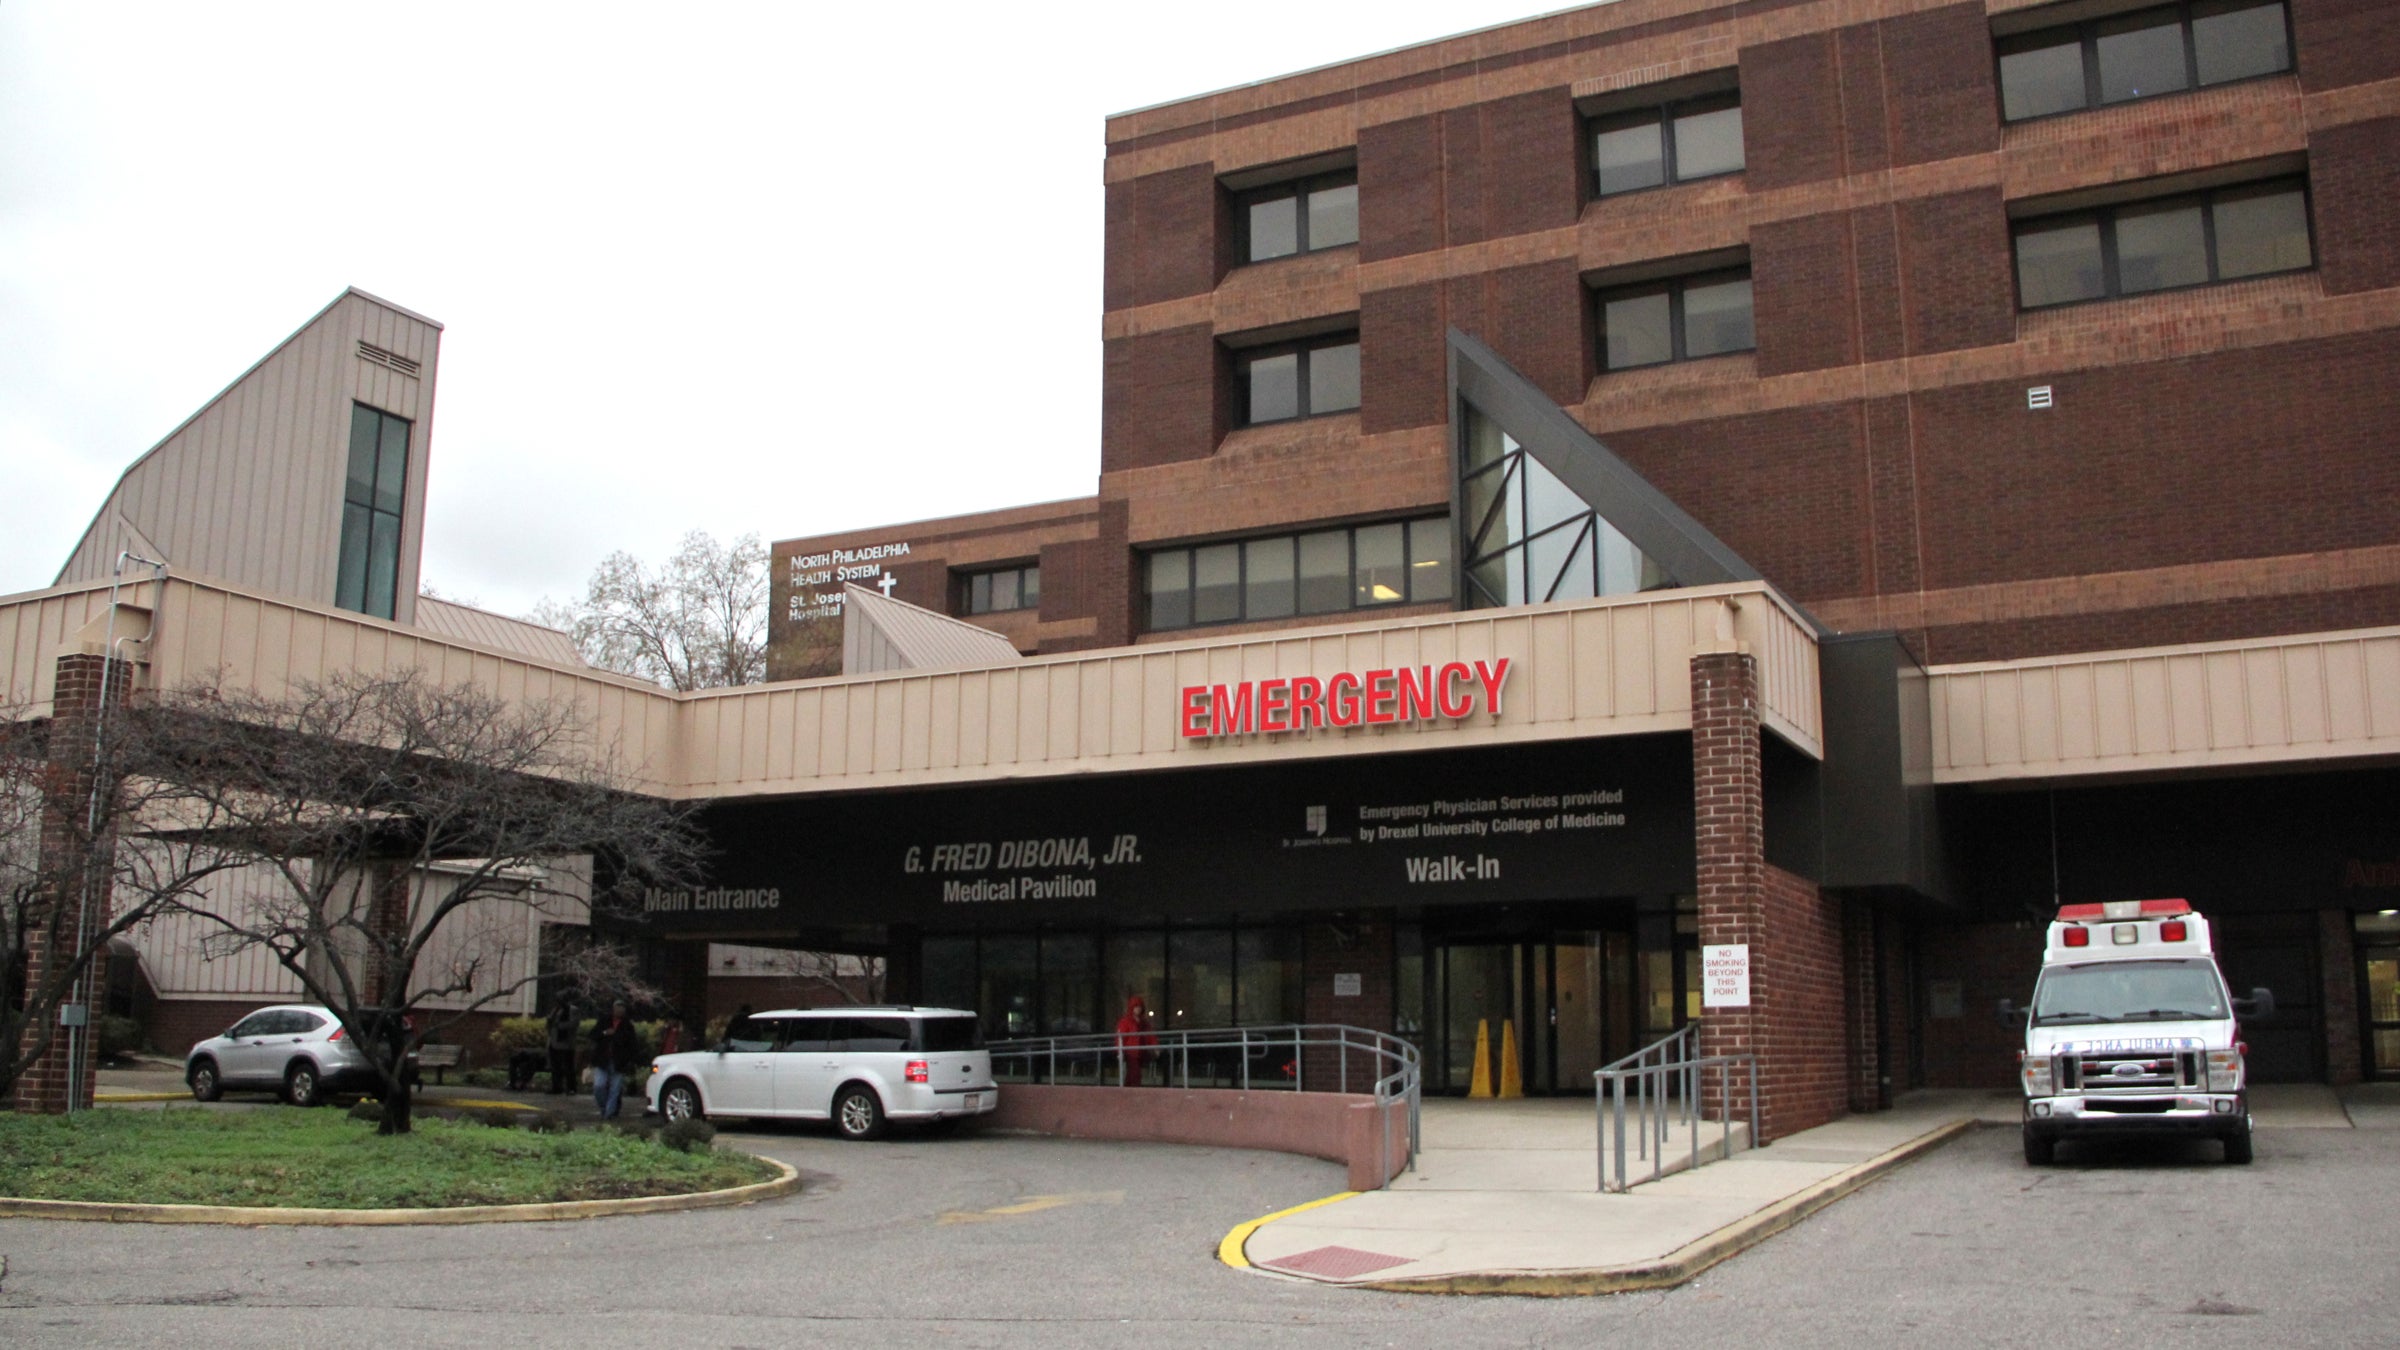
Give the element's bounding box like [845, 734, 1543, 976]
[0, 1107, 775, 1208]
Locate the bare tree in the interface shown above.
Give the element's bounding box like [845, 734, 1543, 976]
[136, 669, 704, 1134]
[534, 531, 769, 691]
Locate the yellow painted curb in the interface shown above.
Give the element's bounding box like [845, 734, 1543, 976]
[0, 1154, 803, 1226]
[1358, 1119, 1981, 1296]
[1217, 1190, 1360, 1269]
[93, 1092, 190, 1104]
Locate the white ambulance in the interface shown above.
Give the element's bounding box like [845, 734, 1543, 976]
[2005, 899, 2274, 1166]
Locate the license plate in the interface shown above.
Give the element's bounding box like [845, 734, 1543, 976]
[964, 1093, 982, 1109]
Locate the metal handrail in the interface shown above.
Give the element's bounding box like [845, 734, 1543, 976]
[988, 1022, 1422, 1187]
[1593, 1023, 1758, 1193]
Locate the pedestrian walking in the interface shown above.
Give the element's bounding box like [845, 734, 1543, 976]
[545, 996, 578, 1095]
[590, 999, 639, 1120]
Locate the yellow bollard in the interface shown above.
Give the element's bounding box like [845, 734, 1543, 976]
[1498, 1019, 1524, 1098]
[1467, 1018, 1494, 1098]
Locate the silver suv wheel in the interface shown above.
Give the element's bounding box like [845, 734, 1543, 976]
[835, 1085, 886, 1141]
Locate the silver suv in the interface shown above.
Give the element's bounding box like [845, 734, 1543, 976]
[645, 1006, 996, 1140]
[184, 1004, 413, 1107]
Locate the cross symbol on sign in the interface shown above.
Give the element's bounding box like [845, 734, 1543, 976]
[876, 573, 898, 597]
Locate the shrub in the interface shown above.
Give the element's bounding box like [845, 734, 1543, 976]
[347, 1099, 383, 1122]
[95, 1013, 145, 1060]
[490, 1016, 548, 1053]
[658, 1118, 717, 1154]
[526, 1111, 572, 1135]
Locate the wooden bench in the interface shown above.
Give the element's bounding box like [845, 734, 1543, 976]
[416, 1043, 464, 1085]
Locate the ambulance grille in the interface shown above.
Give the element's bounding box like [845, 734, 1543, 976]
[2061, 1051, 2197, 1093]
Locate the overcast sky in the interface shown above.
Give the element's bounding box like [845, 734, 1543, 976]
[0, 1, 1559, 619]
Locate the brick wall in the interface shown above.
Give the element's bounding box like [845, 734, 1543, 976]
[1102, 325, 1226, 472]
[2294, 0, 2400, 92]
[1690, 650, 1852, 1139]
[1917, 920, 2046, 1089]
[1300, 913, 1396, 1094]
[1106, 164, 1221, 309]
[2312, 117, 2400, 297]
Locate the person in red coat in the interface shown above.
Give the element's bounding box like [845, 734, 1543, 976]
[1114, 996, 1156, 1087]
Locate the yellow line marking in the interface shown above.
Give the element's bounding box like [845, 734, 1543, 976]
[938, 1190, 1124, 1225]
[94, 1092, 189, 1103]
[420, 1098, 537, 1112]
[1217, 1190, 1359, 1270]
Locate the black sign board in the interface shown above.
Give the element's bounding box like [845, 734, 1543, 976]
[647, 734, 1698, 935]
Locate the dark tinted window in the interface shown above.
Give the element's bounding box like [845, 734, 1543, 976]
[961, 564, 1040, 615]
[1592, 93, 1744, 198]
[2013, 178, 2312, 309]
[1997, 2, 2290, 123]
[1236, 172, 1359, 264]
[843, 1017, 913, 1052]
[228, 1013, 276, 1039]
[287, 1011, 327, 1034]
[336, 404, 412, 620]
[1239, 334, 1360, 425]
[1143, 516, 1452, 632]
[724, 1016, 786, 1052]
[915, 1016, 985, 1053]
[1598, 269, 1754, 370]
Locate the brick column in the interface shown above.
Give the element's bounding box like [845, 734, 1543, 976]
[1690, 650, 1849, 1141]
[2321, 909, 2362, 1087]
[357, 862, 412, 1008]
[13, 653, 132, 1114]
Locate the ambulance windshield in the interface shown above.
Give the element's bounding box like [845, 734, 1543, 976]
[2031, 959, 2225, 1026]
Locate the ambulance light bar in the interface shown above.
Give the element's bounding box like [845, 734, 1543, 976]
[2055, 898, 2191, 923]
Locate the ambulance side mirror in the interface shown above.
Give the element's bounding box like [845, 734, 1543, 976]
[2233, 988, 2275, 1022]
[1994, 999, 2028, 1026]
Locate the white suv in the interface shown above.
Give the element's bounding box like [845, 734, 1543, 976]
[645, 1006, 996, 1140]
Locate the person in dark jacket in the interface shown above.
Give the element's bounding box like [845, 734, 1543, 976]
[590, 999, 639, 1120]
[545, 996, 578, 1095]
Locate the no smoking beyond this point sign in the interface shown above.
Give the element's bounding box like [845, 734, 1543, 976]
[1701, 944, 1750, 1009]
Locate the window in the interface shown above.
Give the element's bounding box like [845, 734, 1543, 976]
[1143, 517, 1451, 631]
[1591, 93, 1744, 197]
[1997, 2, 2292, 123]
[1237, 172, 1359, 263]
[1240, 333, 1360, 424]
[961, 563, 1040, 615]
[2012, 177, 2312, 308]
[336, 403, 411, 620]
[1597, 269, 1754, 370]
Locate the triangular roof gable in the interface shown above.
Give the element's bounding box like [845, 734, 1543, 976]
[840, 583, 1023, 674]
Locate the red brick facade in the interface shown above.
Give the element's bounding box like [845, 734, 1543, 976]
[798, 0, 2400, 680]
[1690, 650, 1850, 1139]
[13, 653, 131, 1114]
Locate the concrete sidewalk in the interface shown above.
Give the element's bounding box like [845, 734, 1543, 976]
[1236, 1091, 2002, 1292]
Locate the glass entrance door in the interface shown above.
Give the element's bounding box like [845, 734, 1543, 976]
[1441, 943, 1520, 1093]
[1436, 932, 1632, 1094]
[2360, 912, 2400, 1079]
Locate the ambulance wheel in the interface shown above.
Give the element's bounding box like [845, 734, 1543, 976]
[2022, 1127, 2055, 1166]
[2223, 1120, 2254, 1165]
